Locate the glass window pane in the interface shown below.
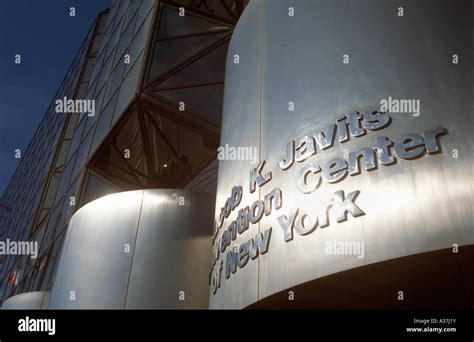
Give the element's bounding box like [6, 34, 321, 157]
[128, 12, 152, 66]
[148, 34, 222, 82]
[68, 119, 86, 159]
[157, 83, 224, 125]
[90, 48, 106, 83]
[113, 53, 143, 125]
[159, 41, 229, 88]
[128, 0, 142, 21]
[104, 62, 125, 104]
[55, 157, 76, 206]
[42, 175, 60, 209]
[45, 204, 61, 247]
[42, 230, 66, 290]
[90, 91, 118, 156]
[97, 51, 115, 90]
[94, 83, 107, 114]
[157, 6, 225, 39]
[115, 13, 137, 68]
[56, 180, 78, 234]
[71, 129, 93, 181]
[106, 16, 124, 59]
[136, 0, 154, 29]
[54, 139, 72, 169]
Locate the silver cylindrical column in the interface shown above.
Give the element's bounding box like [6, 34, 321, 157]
[49, 189, 214, 309]
[1, 291, 50, 310]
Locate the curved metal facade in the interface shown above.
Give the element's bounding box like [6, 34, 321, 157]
[209, 0, 473, 309]
[1, 291, 50, 310]
[49, 189, 214, 309]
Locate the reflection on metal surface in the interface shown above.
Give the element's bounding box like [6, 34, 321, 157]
[249, 161, 272, 193]
[297, 163, 321, 194]
[1, 291, 50, 310]
[210, 0, 473, 309]
[49, 189, 214, 309]
[347, 147, 376, 176]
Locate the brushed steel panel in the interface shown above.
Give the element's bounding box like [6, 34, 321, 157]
[48, 191, 143, 309]
[1, 291, 50, 310]
[125, 189, 214, 309]
[48, 189, 214, 309]
[211, 0, 473, 308]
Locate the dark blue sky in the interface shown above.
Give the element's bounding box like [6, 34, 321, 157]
[0, 0, 111, 196]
